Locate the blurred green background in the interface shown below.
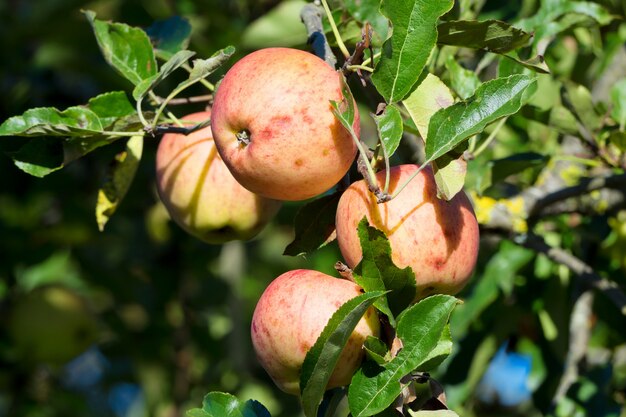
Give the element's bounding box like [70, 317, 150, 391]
[1, 1, 626, 417]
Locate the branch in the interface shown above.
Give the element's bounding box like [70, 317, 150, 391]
[528, 173, 626, 224]
[551, 290, 593, 408]
[514, 233, 626, 315]
[300, 3, 337, 68]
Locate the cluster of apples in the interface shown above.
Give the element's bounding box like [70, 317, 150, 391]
[156, 48, 479, 395]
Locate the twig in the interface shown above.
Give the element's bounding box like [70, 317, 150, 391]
[551, 290, 593, 408]
[300, 4, 337, 68]
[514, 233, 626, 315]
[527, 172, 626, 224]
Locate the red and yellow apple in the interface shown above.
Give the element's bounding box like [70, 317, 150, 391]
[156, 111, 281, 244]
[335, 164, 479, 301]
[251, 269, 380, 395]
[210, 47, 359, 201]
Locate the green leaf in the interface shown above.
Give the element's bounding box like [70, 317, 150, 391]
[145, 16, 192, 59]
[610, 79, 626, 129]
[241, 0, 308, 49]
[445, 56, 481, 100]
[300, 290, 385, 417]
[470, 152, 549, 194]
[363, 336, 390, 365]
[609, 131, 626, 152]
[419, 324, 453, 372]
[344, 0, 389, 44]
[402, 73, 454, 140]
[348, 295, 458, 417]
[518, 0, 615, 35]
[437, 20, 532, 54]
[186, 392, 271, 417]
[425, 74, 537, 163]
[373, 104, 403, 160]
[451, 240, 534, 339]
[501, 51, 550, 74]
[372, 0, 454, 103]
[402, 73, 465, 200]
[84, 10, 157, 85]
[352, 218, 416, 323]
[330, 75, 356, 132]
[96, 136, 143, 231]
[432, 154, 467, 201]
[183, 46, 236, 87]
[0, 107, 103, 137]
[490, 152, 549, 185]
[10, 139, 64, 177]
[87, 91, 136, 128]
[283, 192, 340, 256]
[562, 81, 602, 132]
[133, 50, 196, 100]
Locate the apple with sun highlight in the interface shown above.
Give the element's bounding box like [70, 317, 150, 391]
[210, 47, 359, 201]
[335, 164, 480, 301]
[156, 111, 281, 244]
[251, 269, 380, 395]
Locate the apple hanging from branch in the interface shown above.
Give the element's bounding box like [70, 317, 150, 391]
[335, 164, 480, 301]
[210, 47, 359, 201]
[251, 269, 380, 395]
[156, 111, 281, 244]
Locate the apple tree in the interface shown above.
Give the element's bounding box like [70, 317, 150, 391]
[0, 0, 625, 417]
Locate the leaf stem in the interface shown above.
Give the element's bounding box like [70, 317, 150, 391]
[361, 51, 381, 68]
[382, 143, 391, 195]
[389, 163, 429, 200]
[106, 130, 146, 137]
[320, 0, 350, 59]
[182, 63, 215, 91]
[136, 98, 150, 128]
[150, 80, 202, 130]
[472, 117, 507, 157]
[346, 64, 374, 73]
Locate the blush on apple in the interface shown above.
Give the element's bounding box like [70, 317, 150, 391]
[251, 269, 380, 395]
[156, 111, 281, 244]
[335, 164, 480, 301]
[210, 47, 359, 201]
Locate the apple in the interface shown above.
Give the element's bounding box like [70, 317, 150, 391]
[335, 164, 479, 301]
[210, 47, 359, 201]
[251, 269, 380, 395]
[8, 285, 99, 366]
[156, 111, 282, 244]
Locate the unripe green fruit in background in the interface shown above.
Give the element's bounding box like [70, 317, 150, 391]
[210, 47, 359, 201]
[251, 269, 380, 395]
[156, 111, 282, 244]
[8, 285, 98, 366]
[335, 164, 480, 301]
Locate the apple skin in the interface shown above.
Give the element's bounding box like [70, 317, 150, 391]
[156, 111, 282, 244]
[210, 47, 359, 201]
[251, 269, 380, 395]
[335, 164, 480, 301]
[8, 286, 98, 366]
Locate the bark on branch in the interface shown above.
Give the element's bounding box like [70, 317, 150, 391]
[515, 233, 626, 315]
